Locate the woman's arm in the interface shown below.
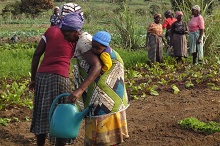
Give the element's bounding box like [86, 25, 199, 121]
[146, 32, 150, 49]
[197, 29, 204, 44]
[70, 50, 102, 103]
[79, 50, 102, 90]
[29, 38, 46, 90]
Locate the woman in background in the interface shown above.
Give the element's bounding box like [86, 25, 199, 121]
[146, 14, 164, 63]
[50, 6, 60, 26]
[170, 11, 188, 64]
[162, 10, 177, 46]
[188, 5, 205, 64]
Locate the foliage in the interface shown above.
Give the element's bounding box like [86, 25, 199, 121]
[170, 0, 219, 13]
[0, 43, 35, 79]
[0, 118, 11, 126]
[178, 117, 220, 134]
[20, 0, 54, 17]
[0, 79, 33, 110]
[1, 1, 22, 20]
[126, 55, 220, 99]
[114, 3, 142, 50]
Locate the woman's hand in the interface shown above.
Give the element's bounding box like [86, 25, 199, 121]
[197, 38, 202, 44]
[69, 87, 84, 103]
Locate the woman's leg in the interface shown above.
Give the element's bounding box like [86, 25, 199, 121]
[36, 134, 46, 146]
[192, 53, 197, 64]
[55, 138, 66, 146]
[176, 57, 184, 64]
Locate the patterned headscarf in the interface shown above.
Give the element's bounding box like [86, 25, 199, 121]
[154, 13, 162, 19]
[59, 12, 84, 31]
[192, 5, 201, 12]
[175, 11, 183, 18]
[59, 3, 83, 20]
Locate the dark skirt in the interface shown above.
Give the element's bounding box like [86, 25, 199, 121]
[148, 34, 163, 63]
[30, 73, 73, 144]
[172, 33, 188, 57]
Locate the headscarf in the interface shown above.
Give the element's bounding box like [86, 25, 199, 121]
[59, 3, 83, 20]
[164, 10, 172, 16]
[59, 12, 84, 31]
[192, 5, 201, 12]
[154, 13, 162, 19]
[175, 11, 183, 18]
[54, 6, 59, 10]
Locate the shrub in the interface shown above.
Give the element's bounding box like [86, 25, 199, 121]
[20, 0, 54, 18]
[1, 1, 22, 20]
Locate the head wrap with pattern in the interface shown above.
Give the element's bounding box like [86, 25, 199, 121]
[59, 3, 83, 20]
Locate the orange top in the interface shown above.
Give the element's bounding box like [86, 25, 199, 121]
[147, 22, 163, 36]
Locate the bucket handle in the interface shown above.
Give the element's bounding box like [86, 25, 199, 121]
[49, 93, 70, 123]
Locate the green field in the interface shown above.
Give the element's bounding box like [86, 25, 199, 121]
[0, 0, 220, 110]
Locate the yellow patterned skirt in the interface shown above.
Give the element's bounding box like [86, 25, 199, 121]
[84, 109, 129, 146]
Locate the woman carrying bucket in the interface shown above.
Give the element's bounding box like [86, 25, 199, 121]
[59, 12, 129, 145]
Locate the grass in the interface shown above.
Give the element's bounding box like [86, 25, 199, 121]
[0, 43, 35, 79]
[0, 43, 147, 79]
[0, 0, 219, 111]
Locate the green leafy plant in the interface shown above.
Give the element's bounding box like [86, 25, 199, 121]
[171, 84, 180, 94]
[0, 80, 33, 110]
[0, 117, 11, 126]
[178, 117, 220, 134]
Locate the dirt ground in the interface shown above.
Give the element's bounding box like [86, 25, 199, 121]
[1, 87, 220, 146]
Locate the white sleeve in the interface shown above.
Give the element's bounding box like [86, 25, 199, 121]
[42, 35, 46, 43]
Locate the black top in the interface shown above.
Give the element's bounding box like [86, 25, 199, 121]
[171, 21, 187, 35]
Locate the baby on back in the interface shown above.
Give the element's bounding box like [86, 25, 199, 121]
[91, 31, 113, 74]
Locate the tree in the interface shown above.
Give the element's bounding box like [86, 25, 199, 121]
[1, 1, 22, 20]
[21, 0, 54, 18]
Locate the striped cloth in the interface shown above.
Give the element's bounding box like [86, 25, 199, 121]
[59, 3, 83, 19]
[147, 34, 163, 63]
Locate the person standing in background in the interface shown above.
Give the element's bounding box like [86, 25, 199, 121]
[162, 10, 177, 46]
[50, 6, 60, 26]
[146, 14, 164, 63]
[188, 5, 205, 65]
[170, 11, 188, 64]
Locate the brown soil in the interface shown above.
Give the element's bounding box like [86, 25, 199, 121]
[1, 87, 220, 146]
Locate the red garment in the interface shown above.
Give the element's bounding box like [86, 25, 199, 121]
[162, 18, 177, 29]
[38, 26, 76, 77]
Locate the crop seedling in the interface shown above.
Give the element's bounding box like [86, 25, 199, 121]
[179, 117, 220, 134]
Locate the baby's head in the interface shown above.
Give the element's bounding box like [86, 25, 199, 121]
[92, 31, 111, 55]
